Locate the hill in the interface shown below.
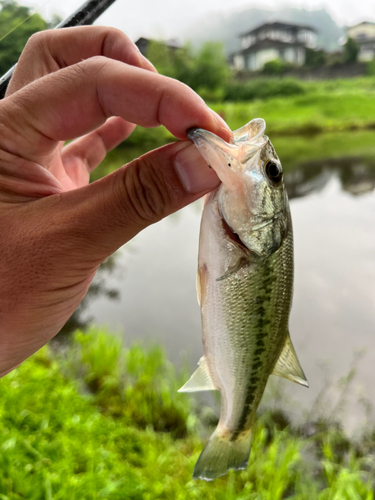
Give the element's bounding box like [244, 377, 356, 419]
[182, 6, 344, 55]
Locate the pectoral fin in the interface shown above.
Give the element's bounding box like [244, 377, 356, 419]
[216, 257, 249, 281]
[197, 264, 208, 307]
[178, 356, 217, 393]
[272, 333, 309, 387]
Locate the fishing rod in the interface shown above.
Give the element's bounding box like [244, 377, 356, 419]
[0, 0, 118, 99]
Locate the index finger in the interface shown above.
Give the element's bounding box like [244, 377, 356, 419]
[0, 57, 232, 164]
[7, 26, 156, 96]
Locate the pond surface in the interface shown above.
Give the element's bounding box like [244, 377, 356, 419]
[79, 131, 375, 432]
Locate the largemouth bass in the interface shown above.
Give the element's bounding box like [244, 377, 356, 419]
[179, 118, 308, 481]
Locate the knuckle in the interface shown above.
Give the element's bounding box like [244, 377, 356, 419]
[102, 26, 127, 44]
[25, 30, 50, 51]
[122, 157, 172, 224]
[101, 27, 134, 53]
[84, 55, 110, 74]
[69, 56, 107, 80]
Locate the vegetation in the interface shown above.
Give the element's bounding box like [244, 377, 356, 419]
[223, 78, 305, 102]
[146, 40, 229, 97]
[212, 80, 375, 135]
[0, 328, 374, 498]
[0, 0, 47, 76]
[344, 38, 360, 63]
[305, 48, 327, 67]
[262, 59, 293, 76]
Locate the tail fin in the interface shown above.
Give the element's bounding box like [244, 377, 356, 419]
[193, 428, 252, 481]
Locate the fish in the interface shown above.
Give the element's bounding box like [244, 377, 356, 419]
[178, 118, 308, 481]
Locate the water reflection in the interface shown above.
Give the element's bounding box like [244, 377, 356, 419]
[58, 254, 121, 337]
[285, 156, 375, 199]
[64, 140, 375, 431]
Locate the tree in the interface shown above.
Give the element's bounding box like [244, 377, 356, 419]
[344, 37, 359, 63]
[171, 43, 196, 88]
[146, 40, 174, 77]
[305, 48, 327, 67]
[192, 42, 229, 92]
[146, 40, 229, 100]
[0, 0, 47, 77]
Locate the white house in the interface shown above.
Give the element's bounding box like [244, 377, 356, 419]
[231, 22, 317, 71]
[347, 22, 375, 62]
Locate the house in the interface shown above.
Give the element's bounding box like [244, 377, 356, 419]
[347, 22, 375, 61]
[231, 22, 317, 71]
[134, 37, 182, 57]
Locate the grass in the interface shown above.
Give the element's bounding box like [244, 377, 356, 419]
[214, 77, 375, 136]
[212, 95, 375, 137]
[0, 328, 374, 499]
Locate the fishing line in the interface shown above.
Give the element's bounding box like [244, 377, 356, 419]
[0, 0, 55, 43]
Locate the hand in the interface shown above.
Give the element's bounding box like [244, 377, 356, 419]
[0, 26, 231, 376]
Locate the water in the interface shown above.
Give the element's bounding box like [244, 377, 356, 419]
[78, 133, 375, 432]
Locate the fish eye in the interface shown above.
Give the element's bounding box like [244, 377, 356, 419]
[265, 161, 283, 184]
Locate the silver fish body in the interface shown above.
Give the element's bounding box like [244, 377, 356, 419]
[179, 119, 308, 481]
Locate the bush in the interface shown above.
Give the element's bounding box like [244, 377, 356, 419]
[305, 48, 327, 67]
[223, 78, 305, 102]
[344, 38, 359, 63]
[367, 60, 375, 76]
[262, 59, 292, 75]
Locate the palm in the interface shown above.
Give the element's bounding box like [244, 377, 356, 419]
[44, 117, 135, 192]
[47, 147, 88, 191]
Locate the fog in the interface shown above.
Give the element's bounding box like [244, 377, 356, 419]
[20, 0, 375, 42]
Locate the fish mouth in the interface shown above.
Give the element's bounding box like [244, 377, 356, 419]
[187, 128, 236, 155]
[187, 127, 242, 191]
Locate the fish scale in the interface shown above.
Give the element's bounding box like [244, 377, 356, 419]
[202, 195, 293, 436]
[179, 119, 307, 481]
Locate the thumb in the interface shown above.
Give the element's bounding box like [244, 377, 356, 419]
[40, 140, 219, 263]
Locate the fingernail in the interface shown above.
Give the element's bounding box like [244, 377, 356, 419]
[174, 143, 219, 194]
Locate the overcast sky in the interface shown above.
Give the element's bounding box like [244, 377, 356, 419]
[21, 0, 375, 42]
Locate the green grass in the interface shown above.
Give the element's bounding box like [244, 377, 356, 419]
[213, 96, 375, 137]
[0, 328, 374, 499]
[212, 77, 375, 136]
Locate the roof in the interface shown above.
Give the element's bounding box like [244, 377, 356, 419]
[237, 38, 306, 54]
[240, 21, 317, 37]
[348, 21, 375, 29]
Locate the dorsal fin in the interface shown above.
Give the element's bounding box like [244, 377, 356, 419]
[272, 333, 308, 387]
[178, 356, 217, 393]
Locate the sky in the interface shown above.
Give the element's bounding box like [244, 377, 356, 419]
[20, 0, 375, 42]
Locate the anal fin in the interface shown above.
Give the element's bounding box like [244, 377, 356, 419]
[272, 333, 309, 387]
[178, 356, 217, 393]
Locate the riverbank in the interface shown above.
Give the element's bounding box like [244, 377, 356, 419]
[0, 329, 374, 499]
